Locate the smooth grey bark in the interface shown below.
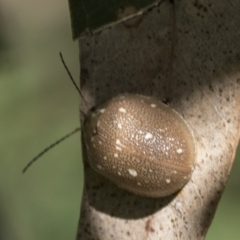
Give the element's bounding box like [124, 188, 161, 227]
[76, 1, 240, 239]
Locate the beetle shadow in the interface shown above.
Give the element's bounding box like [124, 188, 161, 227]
[84, 162, 178, 220]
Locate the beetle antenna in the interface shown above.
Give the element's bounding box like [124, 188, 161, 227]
[59, 52, 81, 95]
[59, 52, 87, 117]
[22, 127, 81, 173]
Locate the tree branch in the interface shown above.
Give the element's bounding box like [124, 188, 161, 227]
[76, 0, 240, 239]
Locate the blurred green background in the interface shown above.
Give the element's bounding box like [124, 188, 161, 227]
[0, 1, 239, 239]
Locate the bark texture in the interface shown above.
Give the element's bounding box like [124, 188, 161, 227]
[76, 0, 240, 239]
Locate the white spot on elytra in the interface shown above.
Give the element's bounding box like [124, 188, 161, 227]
[166, 179, 171, 184]
[114, 153, 118, 158]
[113, 165, 116, 169]
[173, 170, 177, 174]
[150, 103, 156, 108]
[97, 120, 100, 127]
[99, 108, 105, 113]
[135, 158, 140, 163]
[116, 139, 126, 149]
[149, 169, 153, 173]
[117, 123, 122, 129]
[128, 169, 138, 177]
[97, 164, 103, 170]
[137, 182, 142, 186]
[145, 132, 153, 140]
[119, 107, 126, 113]
[103, 156, 107, 160]
[118, 171, 121, 176]
[116, 146, 122, 151]
[177, 148, 183, 154]
[99, 141, 102, 145]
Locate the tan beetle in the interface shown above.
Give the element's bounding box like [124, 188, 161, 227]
[83, 93, 195, 198]
[23, 54, 195, 198]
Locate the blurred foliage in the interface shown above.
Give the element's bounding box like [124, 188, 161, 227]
[0, 1, 239, 239]
[206, 146, 240, 240]
[0, 1, 82, 240]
